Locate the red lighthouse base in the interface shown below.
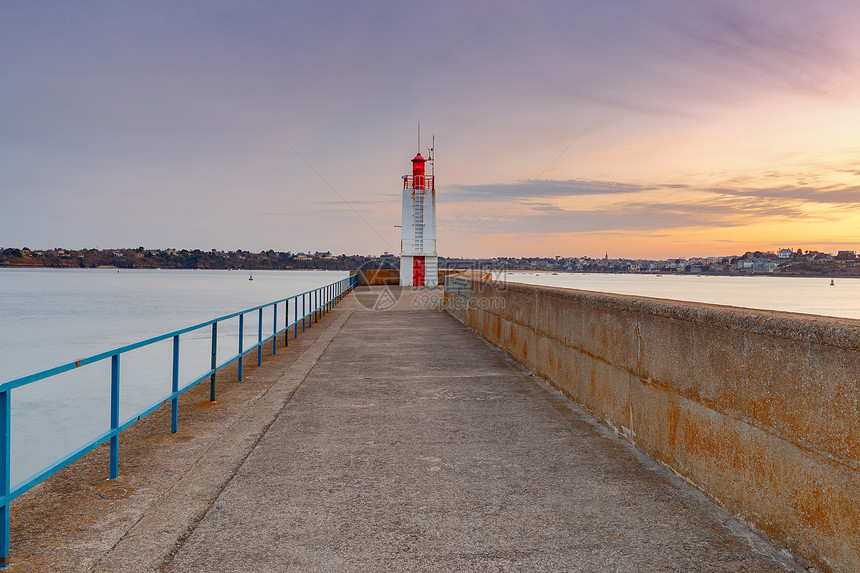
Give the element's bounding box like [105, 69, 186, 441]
[400, 256, 437, 287]
[413, 256, 425, 286]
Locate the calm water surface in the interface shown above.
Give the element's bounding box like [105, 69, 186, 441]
[502, 272, 860, 320]
[3, 269, 858, 487]
[0, 268, 347, 484]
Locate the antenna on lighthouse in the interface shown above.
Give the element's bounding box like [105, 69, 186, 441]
[430, 135, 435, 184]
[417, 121, 420, 153]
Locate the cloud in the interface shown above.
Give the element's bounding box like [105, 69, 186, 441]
[445, 179, 651, 201]
[442, 176, 860, 238]
[526, 202, 567, 213]
[709, 185, 860, 205]
[450, 197, 804, 235]
[660, 2, 854, 97]
[311, 199, 389, 206]
[446, 175, 860, 210]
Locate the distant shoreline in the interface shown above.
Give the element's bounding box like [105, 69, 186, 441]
[2, 247, 858, 277]
[502, 269, 860, 278]
[509, 272, 860, 279]
[3, 263, 859, 279]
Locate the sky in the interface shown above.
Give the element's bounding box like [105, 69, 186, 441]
[3, 1, 860, 259]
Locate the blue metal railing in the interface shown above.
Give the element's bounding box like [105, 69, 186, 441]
[0, 273, 358, 567]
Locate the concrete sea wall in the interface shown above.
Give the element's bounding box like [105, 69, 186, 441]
[355, 268, 400, 286]
[445, 276, 860, 572]
[355, 268, 465, 286]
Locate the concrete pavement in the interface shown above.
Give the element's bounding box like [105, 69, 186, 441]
[156, 287, 806, 572]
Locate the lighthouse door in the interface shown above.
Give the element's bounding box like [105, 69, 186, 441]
[413, 256, 425, 286]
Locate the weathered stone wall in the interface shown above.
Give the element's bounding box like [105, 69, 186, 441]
[357, 268, 466, 286]
[445, 277, 860, 573]
[355, 269, 399, 286]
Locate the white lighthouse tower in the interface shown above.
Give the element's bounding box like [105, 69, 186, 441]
[400, 137, 437, 287]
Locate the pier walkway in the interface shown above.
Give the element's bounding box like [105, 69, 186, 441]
[20, 288, 805, 572]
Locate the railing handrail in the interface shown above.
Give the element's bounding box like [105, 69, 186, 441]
[0, 273, 359, 568]
[2, 280, 343, 391]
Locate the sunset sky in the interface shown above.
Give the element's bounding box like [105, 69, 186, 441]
[3, 1, 860, 259]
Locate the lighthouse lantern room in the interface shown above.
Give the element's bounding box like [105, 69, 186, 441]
[400, 137, 437, 287]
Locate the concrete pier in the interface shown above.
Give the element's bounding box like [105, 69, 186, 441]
[13, 288, 806, 572]
[446, 275, 860, 572]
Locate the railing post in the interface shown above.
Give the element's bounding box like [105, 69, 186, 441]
[285, 300, 289, 346]
[210, 322, 217, 402]
[257, 308, 263, 366]
[302, 293, 306, 332]
[272, 304, 278, 356]
[238, 314, 244, 382]
[294, 296, 298, 338]
[171, 335, 179, 433]
[110, 354, 120, 479]
[0, 389, 10, 568]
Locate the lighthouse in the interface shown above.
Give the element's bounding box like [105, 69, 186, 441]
[400, 139, 437, 287]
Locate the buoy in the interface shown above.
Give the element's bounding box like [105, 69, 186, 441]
[830, 279, 835, 286]
[249, 274, 254, 281]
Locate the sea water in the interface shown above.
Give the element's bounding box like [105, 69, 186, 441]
[4, 268, 858, 486]
[501, 272, 860, 320]
[0, 268, 347, 485]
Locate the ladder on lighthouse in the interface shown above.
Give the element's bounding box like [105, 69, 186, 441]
[413, 190, 424, 253]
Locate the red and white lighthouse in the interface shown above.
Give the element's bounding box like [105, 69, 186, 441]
[400, 140, 437, 287]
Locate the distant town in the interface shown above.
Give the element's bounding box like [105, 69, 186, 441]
[1, 247, 859, 277]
